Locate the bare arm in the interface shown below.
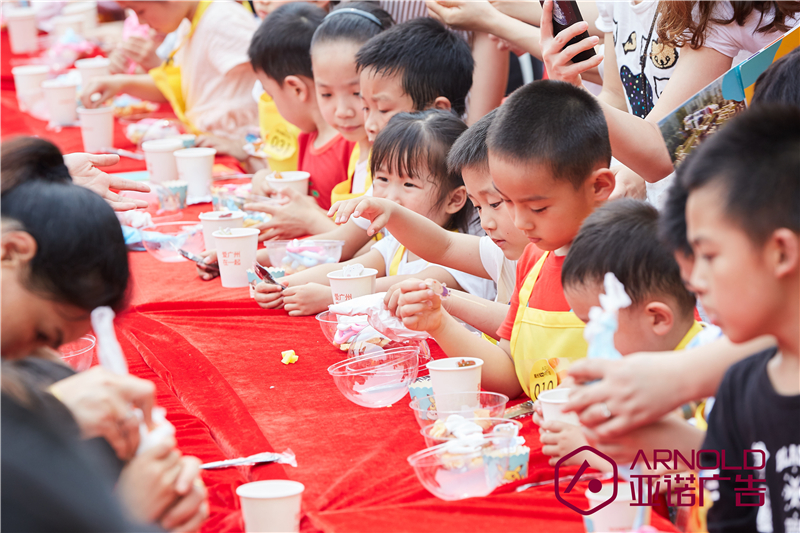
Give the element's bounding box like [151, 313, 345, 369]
[283, 248, 387, 287]
[80, 74, 167, 108]
[467, 32, 509, 125]
[312, 219, 373, 262]
[594, 33, 628, 112]
[442, 288, 509, 337]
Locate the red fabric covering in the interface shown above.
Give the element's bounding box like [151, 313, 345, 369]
[2, 30, 678, 532]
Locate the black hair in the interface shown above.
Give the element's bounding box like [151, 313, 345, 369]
[311, 2, 393, 51]
[2, 180, 130, 313]
[248, 2, 327, 83]
[355, 17, 473, 116]
[658, 177, 692, 257]
[563, 199, 696, 317]
[1, 137, 71, 194]
[675, 104, 800, 247]
[370, 110, 472, 232]
[447, 108, 497, 175]
[487, 80, 611, 188]
[752, 47, 800, 108]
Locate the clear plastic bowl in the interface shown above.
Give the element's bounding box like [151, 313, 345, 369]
[265, 240, 344, 275]
[315, 310, 369, 350]
[409, 391, 510, 429]
[327, 346, 420, 408]
[58, 334, 96, 372]
[419, 417, 522, 447]
[347, 333, 432, 376]
[407, 436, 512, 501]
[141, 221, 205, 263]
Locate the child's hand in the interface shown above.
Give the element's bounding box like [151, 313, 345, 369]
[539, 0, 602, 87]
[390, 279, 447, 333]
[531, 400, 544, 427]
[196, 135, 247, 162]
[254, 282, 285, 309]
[247, 188, 332, 241]
[539, 419, 587, 467]
[251, 168, 276, 197]
[196, 250, 219, 281]
[327, 197, 393, 236]
[81, 75, 125, 108]
[282, 282, 332, 317]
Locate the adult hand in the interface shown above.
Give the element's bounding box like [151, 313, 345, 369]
[246, 188, 334, 241]
[609, 165, 647, 200]
[425, 0, 500, 33]
[564, 354, 680, 440]
[117, 436, 182, 523]
[81, 75, 125, 108]
[196, 135, 247, 162]
[158, 456, 209, 532]
[64, 152, 151, 211]
[49, 367, 156, 460]
[282, 282, 332, 317]
[120, 34, 163, 72]
[540, 0, 602, 87]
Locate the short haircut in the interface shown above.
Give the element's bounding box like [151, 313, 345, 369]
[752, 47, 800, 108]
[1, 136, 71, 194]
[370, 109, 472, 232]
[677, 104, 800, 246]
[487, 80, 611, 188]
[248, 2, 326, 83]
[563, 199, 696, 317]
[659, 176, 692, 257]
[355, 17, 473, 116]
[447, 108, 497, 175]
[311, 2, 393, 50]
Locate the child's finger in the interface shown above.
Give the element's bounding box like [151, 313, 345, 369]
[367, 213, 389, 236]
[397, 289, 436, 307]
[398, 303, 430, 317]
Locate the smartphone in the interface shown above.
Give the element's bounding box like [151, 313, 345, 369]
[541, 0, 597, 63]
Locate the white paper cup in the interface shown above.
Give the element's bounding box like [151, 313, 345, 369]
[175, 147, 216, 202]
[77, 106, 114, 152]
[538, 388, 581, 426]
[426, 357, 483, 412]
[74, 57, 110, 86]
[584, 482, 651, 532]
[237, 480, 304, 533]
[142, 138, 184, 184]
[12, 65, 50, 112]
[52, 14, 85, 37]
[6, 8, 38, 54]
[327, 268, 378, 304]
[199, 211, 245, 250]
[62, 2, 98, 31]
[41, 80, 78, 125]
[266, 171, 310, 196]
[213, 228, 259, 288]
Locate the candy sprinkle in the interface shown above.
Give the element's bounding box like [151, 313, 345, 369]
[281, 350, 298, 364]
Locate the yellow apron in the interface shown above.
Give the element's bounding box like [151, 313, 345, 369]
[148, 0, 212, 134]
[258, 92, 300, 173]
[509, 251, 588, 399]
[389, 244, 412, 276]
[330, 144, 372, 205]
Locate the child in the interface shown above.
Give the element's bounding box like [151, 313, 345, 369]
[390, 80, 615, 399]
[681, 106, 799, 533]
[255, 110, 496, 316]
[247, 2, 355, 210]
[328, 109, 529, 337]
[310, 2, 394, 205]
[81, 1, 259, 139]
[535, 199, 704, 467]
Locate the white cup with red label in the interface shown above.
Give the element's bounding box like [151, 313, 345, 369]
[426, 357, 483, 412]
[583, 482, 651, 532]
[74, 57, 110, 87]
[199, 211, 245, 250]
[266, 171, 310, 196]
[12, 65, 50, 113]
[537, 388, 581, 426]
[6, 7, 38, 54]
[326, 264, 377, 304]
[41, 79, 78, 125]
[77, 106, 114, 153]
[142, 138, 183, 184]
[213, 228, 259, 288]
[236, 480, 305, 533]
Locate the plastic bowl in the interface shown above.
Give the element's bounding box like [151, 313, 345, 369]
[315, 310, 369, 349]
[265, 240, 344, 275]
[327, 346, 420, 408]
[58, 334, 96, 372]
[407, 436, 511, 501]
[141, 221, 205, 263]
[409, 391, 510, 429]
[420, 417, 522, 447]
[348, 334, 432, 375]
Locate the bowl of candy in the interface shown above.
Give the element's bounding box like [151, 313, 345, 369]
[407, 434, 514, 501]
[327, 346, 420, 408]
[59, 334, 96, 372]
[316, 311, 370, 350]
[141, 221, 205, 263]
[347, 331, 432, 375]
[420, 416, 522, 447]
[265, 240, 344, 275]
[409, 391, 510, 429]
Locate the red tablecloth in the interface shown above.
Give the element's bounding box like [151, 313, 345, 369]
[2, 28, 680, 533]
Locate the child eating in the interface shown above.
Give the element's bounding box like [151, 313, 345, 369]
[255, 110, 495, 316]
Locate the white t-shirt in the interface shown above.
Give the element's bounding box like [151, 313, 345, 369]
[596, 0, 680, 118]
[372, 234, 497, 301]
[174, 1, 259, 138]
[478, 236, 516, 305]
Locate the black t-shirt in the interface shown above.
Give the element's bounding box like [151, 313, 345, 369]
[701, 348, 800, 533]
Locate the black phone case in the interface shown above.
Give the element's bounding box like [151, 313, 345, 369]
[541, 0, 597, 64]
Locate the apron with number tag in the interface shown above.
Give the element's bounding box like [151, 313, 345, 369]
[258, 92, 300, 173]
[509, 251, 588, 400]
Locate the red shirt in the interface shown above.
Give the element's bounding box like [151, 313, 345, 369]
[496, 244, 570, 340]
[297, 132, 355, 210]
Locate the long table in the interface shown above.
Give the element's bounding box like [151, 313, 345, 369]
[1, 28, 679, 532]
